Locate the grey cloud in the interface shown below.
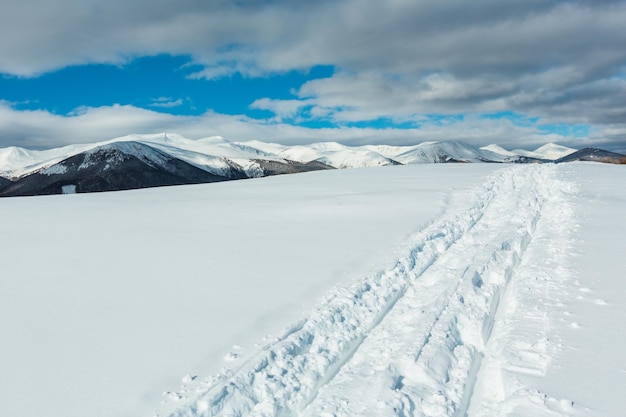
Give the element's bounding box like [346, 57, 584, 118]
[4, 1, 624, 77]
[0, 0, 625, 149]
[0, 102, 611, 151]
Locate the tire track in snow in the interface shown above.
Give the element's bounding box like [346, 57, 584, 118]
[166, 166, 543, 417]
[299, 166, 549, 417]
[467, 167, 581, 417]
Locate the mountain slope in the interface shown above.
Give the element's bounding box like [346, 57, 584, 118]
[0, 142, 237, 197]
[0, 175, 11, 190]
[555, 148, 626, 164]
[513, 143, 577, 161]
[275, 142, 400, 169]
[0, 143, 96, 179]
[533, 143, 577, 159]
[5, 134, 625, 198]
[480, 144, 519, 158]
[394, 141, 509, 164]
[252, 159, 334, 176]
[0, 139, 333, 197]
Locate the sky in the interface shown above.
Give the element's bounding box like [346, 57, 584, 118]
[0, 0, 625, 151]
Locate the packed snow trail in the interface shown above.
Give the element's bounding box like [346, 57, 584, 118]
[299, 166, 546, 417]
[166, 165, 564, 417]
[466, 166, 580, 417]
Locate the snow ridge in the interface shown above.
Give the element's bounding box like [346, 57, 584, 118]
[164, 165, 557, 417]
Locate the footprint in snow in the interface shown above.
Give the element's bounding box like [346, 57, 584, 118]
[182, 374, 197, 384]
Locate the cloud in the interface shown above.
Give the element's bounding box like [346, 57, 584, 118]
[272, 67, 626, 128]
[3, 1, 624, 78]
[249, 98, 315, 121]
[0, 1, 624, 149]
[0, 102, 618, 152]
[149, 97, 184, 108]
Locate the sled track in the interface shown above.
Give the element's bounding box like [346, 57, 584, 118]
[168, 165, 556, 417]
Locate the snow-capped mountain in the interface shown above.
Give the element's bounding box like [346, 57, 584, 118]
[0, 139, 331, 197]
[555, 147, 626, 164]
[389, 141, 510, 164]
[480, 144, 520, 158]
[0, 141, 237, 197]
[512, 143, 577, 161]
[0, 134, 622, 197]
[242, 139, 530, 166]
[275, 142, 400, 169]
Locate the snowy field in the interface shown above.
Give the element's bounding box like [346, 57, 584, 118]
[1, 163, 624, 417]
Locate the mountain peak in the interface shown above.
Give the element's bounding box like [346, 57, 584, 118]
[6, 135, 624, 198]
[534, 143, 576, 154]
[480, 144, 517, 157]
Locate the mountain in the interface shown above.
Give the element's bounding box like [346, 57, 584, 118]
[272, 142, 400, 168]
[480, 144, 549, 164]
[392, 141, 514, 164]
[0, 175, 11, 190]
[0, 141, 238, 197]
[0, 136, 334, 197]
[252, 159, 334, 175]
[480, 144, 518, 157]
[555, 148, 626, 164]
[0, 143, 96, 179]
[512, 143, 577, 161]
[245, 140, 527, 167]
[1, 133, 622, 198]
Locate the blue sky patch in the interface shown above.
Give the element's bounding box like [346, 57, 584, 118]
[1, 54, 334, 117]
[538, 123, 590, 137]
[480, 111, 539, 127]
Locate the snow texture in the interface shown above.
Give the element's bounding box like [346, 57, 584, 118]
[161, 165, 557, 417]
[1, 162, 624, 417]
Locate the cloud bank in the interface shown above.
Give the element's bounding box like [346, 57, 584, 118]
[0, 0, 625, 150]
[1, 102, 619, 152]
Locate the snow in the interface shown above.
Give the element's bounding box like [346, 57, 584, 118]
[480, 144, 518, 157]
[0, 164, 498, 417]
[276, 144, 397, 168]
[61, 184, 77, 194]
[393, 140, 510, 164]
[0, 134, 286, 179]
[0, 134, 593, 183]
[0, 135, 543, 181]
[1, 162, 624, 417]
[41, 163, 68, 175]
[513, 143, 577, 161]
[532, 143, 577, 159]
[532, 163, 626, 415]
[0, 143, 93, 178]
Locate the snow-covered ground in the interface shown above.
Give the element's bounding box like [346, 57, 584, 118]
[0, 162, 624, 417]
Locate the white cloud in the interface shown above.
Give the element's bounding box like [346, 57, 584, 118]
[149, 97, 184, 108]
[250, 98, 315, 121]
[0, 1, 624, 149]
[0, 102, 614, 152]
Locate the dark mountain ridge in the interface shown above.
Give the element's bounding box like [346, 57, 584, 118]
[0, 141, 332, 197]
[0, 176, 11, 190]
[0, 142, 233, 197]
[555, 148, 626, 164]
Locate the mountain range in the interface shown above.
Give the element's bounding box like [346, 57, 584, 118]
[0, 134, 622, 197]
